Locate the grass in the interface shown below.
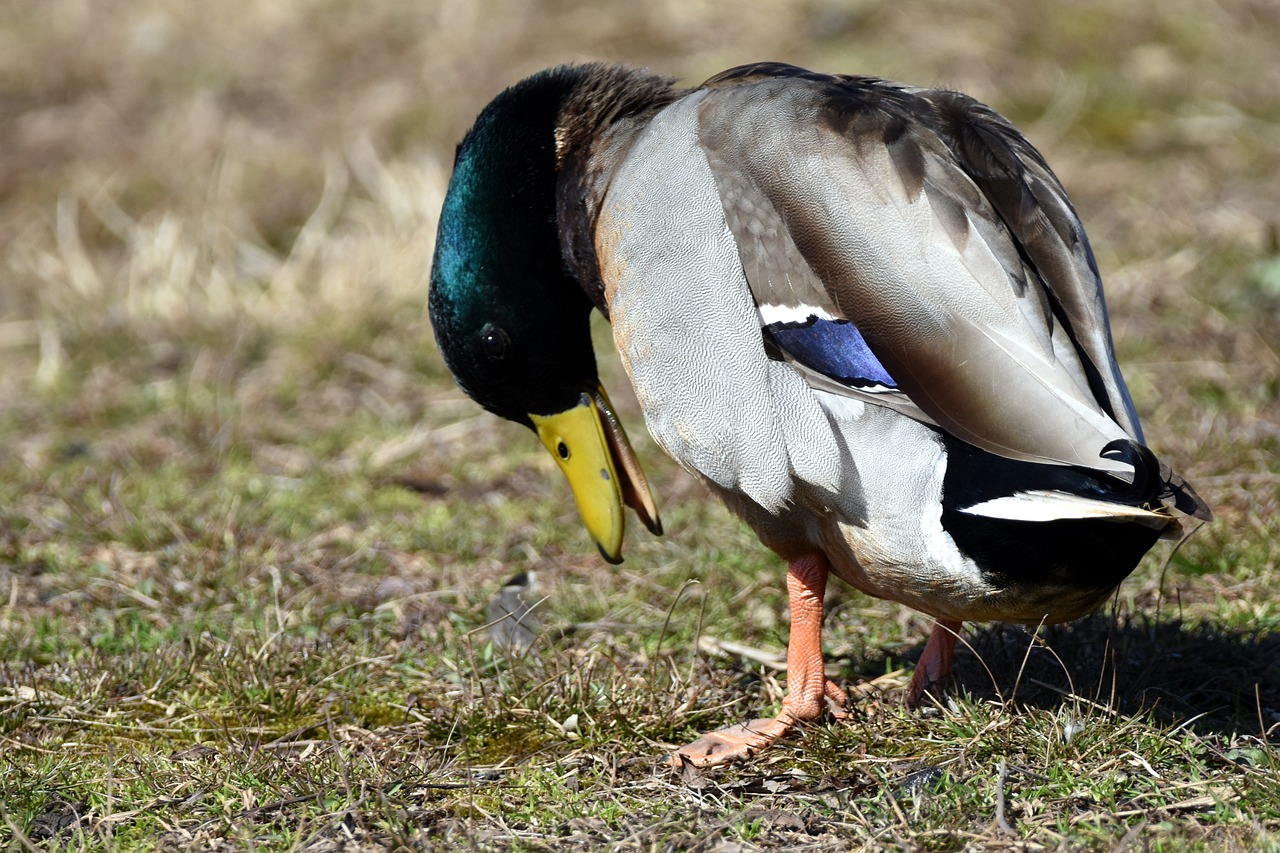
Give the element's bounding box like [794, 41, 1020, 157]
[2, 0, 1279, 848]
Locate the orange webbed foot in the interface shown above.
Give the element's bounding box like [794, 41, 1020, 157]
[674, 554, 853, 769]
[672, 716, 796, 767]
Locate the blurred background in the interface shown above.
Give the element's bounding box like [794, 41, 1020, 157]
[3, 0, 1277, 584]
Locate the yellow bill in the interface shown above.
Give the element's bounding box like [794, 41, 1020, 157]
[530, 385, 662, 564]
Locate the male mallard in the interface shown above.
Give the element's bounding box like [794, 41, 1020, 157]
[428, 62, 1210, 767]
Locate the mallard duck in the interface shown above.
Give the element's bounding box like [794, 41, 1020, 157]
[428, 62, 1210, 767]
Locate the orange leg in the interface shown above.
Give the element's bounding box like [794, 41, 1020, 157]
[674, 553, 843, 767]
[905, 619, 962, 706]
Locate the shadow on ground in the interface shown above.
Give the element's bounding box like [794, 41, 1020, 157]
[885, 615, 1280, 737]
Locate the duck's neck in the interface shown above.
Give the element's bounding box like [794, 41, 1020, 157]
[551, 65, 682, 314]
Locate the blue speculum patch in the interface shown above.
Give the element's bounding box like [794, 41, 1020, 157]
[768, 317, 898, 389]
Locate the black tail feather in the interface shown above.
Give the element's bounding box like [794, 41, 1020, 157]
[1159, 462, 1213, 521]
[1101, 438, 1211, 521]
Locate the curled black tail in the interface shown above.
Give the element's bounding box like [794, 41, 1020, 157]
[1101, 438, 1212, 521]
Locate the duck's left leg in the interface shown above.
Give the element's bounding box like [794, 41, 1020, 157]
[905, 619, 963, 706]
[673, 553, 839, 767]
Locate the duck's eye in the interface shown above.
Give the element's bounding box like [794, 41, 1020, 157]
[479, 323, 510, 360]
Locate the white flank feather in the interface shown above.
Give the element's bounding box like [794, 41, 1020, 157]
[959, 490, 1172, 527]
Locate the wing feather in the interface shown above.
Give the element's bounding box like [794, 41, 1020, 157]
[596, 90, 843, 512]
[924, 90, 1144, 440]
[694, 68, 1140, 477]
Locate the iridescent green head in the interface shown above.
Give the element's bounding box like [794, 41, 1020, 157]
[428, 67, 597, 427]
[428, 66, 662, 561]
